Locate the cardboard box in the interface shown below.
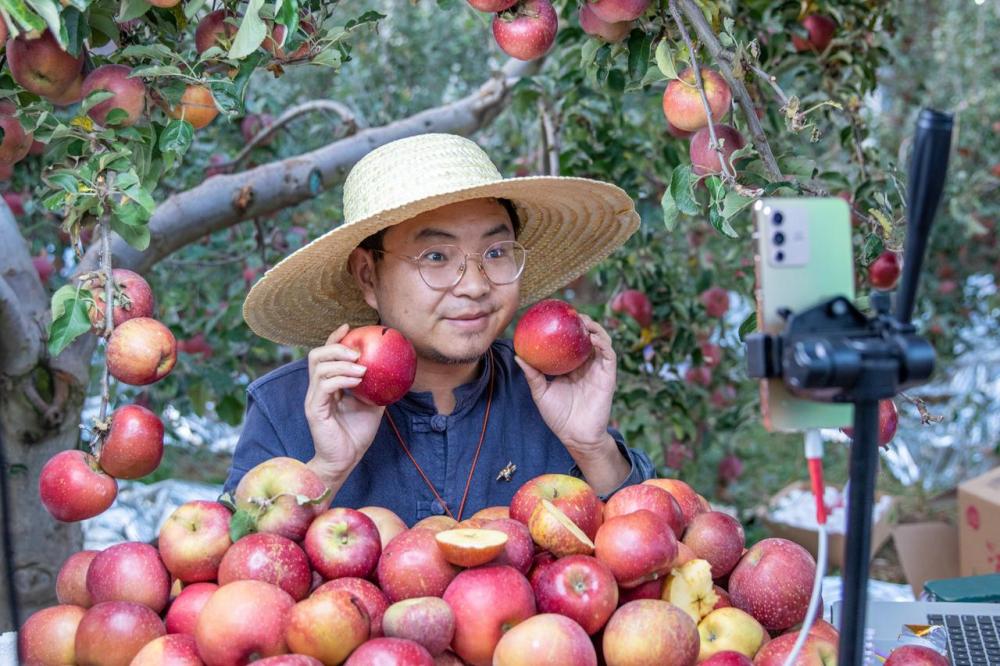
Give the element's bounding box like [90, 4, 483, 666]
[761, 481, 897, 570]
[892, 521, 959, 597]
[957, 464, 1000, 576]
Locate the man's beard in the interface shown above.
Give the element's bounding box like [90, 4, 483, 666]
[419, 344, 485, 366]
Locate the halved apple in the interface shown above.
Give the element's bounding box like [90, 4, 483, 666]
[528, 499, 595, 557]
[661, 558, 719, 622]
[434, 528, 509, 567]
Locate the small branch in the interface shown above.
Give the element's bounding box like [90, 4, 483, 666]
[96, 211, 113, 457]
[223, 100, 363, 171]
[539, 99, 560, 176]
[900, 392, 945, 425]
[537, 100, 549, 176]
[668, 0, 737, 184]
[677, 0, 783, 180]
[252, 217, 268, 268]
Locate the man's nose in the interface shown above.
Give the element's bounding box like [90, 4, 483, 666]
[452, 257, 491, 297]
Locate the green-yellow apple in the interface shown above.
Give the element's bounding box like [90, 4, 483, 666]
[594, 509, 677, 587]
[75, 601, 165, 666]
[532, 554, 618, 635]
[314, 577, 390, 637]
[218, 532, 312, 600]
[661, 558, 719, 623]
[376, 528, 460, 602]
[602, 600, 700, 666]
[86, 542, 170, 613]
[304, 507, 382, 579]
[493, 613, 597, 666]
[510, 473, 603, 540]
[194, 580, 295, 665]
[18, 604, 86, 666]
[158, 500, 231, 583]
[442, 565, 537, 666]
[285, 590, 369, 664]
[698, 607, 768, 661]
[382, 596, 455, 656]
[728, 538, 816, 633]
[233, 456, 331, 541]
[682, 511, 746, 579]
[662, 68, 732, 132]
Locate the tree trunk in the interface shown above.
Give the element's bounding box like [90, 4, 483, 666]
[0, 56, 537, 632]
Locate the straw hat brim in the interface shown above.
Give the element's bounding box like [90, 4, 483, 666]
[243, 175, 639, 348]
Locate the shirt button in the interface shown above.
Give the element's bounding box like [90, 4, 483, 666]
[430, 415, 447, 432]
[431, 501, 446, 515]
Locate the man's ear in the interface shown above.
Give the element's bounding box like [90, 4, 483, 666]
[347, 248, 380, 311]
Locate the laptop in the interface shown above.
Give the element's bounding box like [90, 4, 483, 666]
[832, 601, 1000, 665]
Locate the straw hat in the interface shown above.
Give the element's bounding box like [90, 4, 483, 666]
[243, 133, 640, 348]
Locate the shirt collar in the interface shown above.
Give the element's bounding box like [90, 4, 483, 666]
[396, 349, 494, 417]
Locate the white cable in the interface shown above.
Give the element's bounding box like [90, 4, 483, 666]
[782, 521, 829, 666]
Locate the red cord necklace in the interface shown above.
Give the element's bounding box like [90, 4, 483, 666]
[384, 350, 495, 522]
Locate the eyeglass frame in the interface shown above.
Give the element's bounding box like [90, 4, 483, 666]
[370, 239, 529, 290]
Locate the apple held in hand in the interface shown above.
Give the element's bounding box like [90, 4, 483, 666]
[532, 554, 618, 635]
[98, 403, 164, 479]
[75, 601, 166, 666]
[218, 532, 312, 600]
[341, 325, 417, 406]
[233, 456, 331, 541]
[304, 507, 382, 579]
[39, 450, 117, 522]
[728, 538, 816, 633]
[602, 599, 700, 666]
[443, 565, 537, 666]
[106, 317, 177, 386]
[195, 580, 295, 666]
[493, 613, 598, 666]
[492, 0, 558, 62]
[18, 604, 86, 666]
[514, 300, 594, 376]
[382, 596, 456, 656]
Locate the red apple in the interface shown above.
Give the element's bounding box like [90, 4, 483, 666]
[86, 541, 171, 613]
[81, 64, 146, 127]
[434, 651, 465, 665]
[701, 651, 754, 666]
[662, 67, 732, 132]
[164, 581, 217, 634]
[690, 124, 746, 176]
[509, 473, 603, 540]
[532, 554, 618, 635]
[130, 633, 202, 666]
[4, 191, 27, 216]
[0, 110, 32, 165]
[75, 601, 166, 666]
[106, 317, 177, 385]
[483, 517, 534, 574]
[218, 532, 312, 600]
[514, 300, 594, 376]
[752, 631, 837, 666]
[443, 565, 537, 666]
[39, 450, 117, 522]
[382, 596, 456, 656]
[376, 528, 460, 602]
[314, 577, 390, 638]
[604, 483, 685, 538]
[699, 286, 731, 318]
[233, 456, 332, 541]
[718, 453, 744, 483]
[869, 251, 901, 290]
[492, 0, 558, 62]
[345, 638, 435, 666]
[262, 20, 316, 60]
[686, 365, 713, 387]
[304, 506, 382, 579]
[473, 506, 510, 521]
[6, 29, 85, 99]
[466, 0, 517, 11]
[285, 590, 370, 664]
[610, 289, 653, 328]
[255, 657, 324, 666]
[805, 619, 839, 643]
[529, 499, 596, 557]
[46, 72, 84, 106]
[83, 268, 155, 330]
[682, 511, 745, 579]
[578, 4, 633, 43]
[341, 325, 418, 406]
[588, 0, 648, 22]
[883, 644, 949, 666]
[841, 398, 898, 447]
[194, 10, 237, 54]
[528, 550, 558, 587]
[619, 577, 663, 604]
[56, 550, 98, 607]
[602, 599, 700, 666]
[493, 613, 597, 665]
[594, 509, 677, 588]
[98, 403, 164, 479]
[195, 580, 295, 666]
[792, 15, 837, 53]
[18, 604, 86, 665]
[158, 500, 231, 582]
[728, 538, 817, 633]
[241, 112, 275, 144]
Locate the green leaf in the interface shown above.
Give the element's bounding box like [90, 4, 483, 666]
[46, 171, 77, 192]
[638, 65, 668, 88]
[229, 508, 257, 542]
[627, 30, 650, 82]
[293, 488, 331, 506]
[670, 165, 699, 216]
[216, 393, 245, 425]
[158, 120, 194, 155]
[111, 206, 151, 250]
[661, 187, 678, 232]
[24, 0, 61, 43]
[228, 0, 267, 59]
[309, 48, 342, 69]
[129, 64, 183, 78]
[4, 0, 47, 33]
[655, 39, 679, 80]
[119, 44, 175, 60]
[738, 312, 758, 341]
[217, 491, 236, 512]
[117, 0, 150, 21]
[183, 0, 208, 19]
[580, 37, 602, 69]
[275, 0, 298, 32]
[80, 90, 115, 114]
[48, 288, 92, 357]
[62, 7, 88, 56]
[721, 190, 755, 219]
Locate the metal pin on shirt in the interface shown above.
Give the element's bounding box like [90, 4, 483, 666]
[496, 461, 517, 482]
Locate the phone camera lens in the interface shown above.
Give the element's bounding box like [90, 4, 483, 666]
[776, 251, 785, 262]
[773, 231, 786, 246]
[773, 212, 784, 225]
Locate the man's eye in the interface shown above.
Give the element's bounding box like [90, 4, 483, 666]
[424, 251, 448, 263]
[485, 247, 506, 259]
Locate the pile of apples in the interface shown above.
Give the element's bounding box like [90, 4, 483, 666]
[38, 269, 176, 523]
[21, 453, 841, 666]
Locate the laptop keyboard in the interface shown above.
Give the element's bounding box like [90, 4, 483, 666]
[927, 614, 1000, 665]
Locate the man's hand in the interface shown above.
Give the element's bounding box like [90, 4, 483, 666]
[304, 324, 385, 487]
[515, 314, 618, 457]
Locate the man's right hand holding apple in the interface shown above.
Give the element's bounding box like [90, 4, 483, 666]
[304, 324, 385, 489]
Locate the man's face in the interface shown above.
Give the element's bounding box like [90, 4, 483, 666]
[350, 198, 521, 365]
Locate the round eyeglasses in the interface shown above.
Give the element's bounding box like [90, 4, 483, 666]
[375, 240, 528, 290]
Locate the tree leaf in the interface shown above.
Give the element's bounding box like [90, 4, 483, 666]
[720, 190, 754, 219]
[293, 488, 331, 506]
[229, 508, 257, 542]
[275, 0, 298, 33]
[117, 0, 150, 21]
[661, 187, 678, 232]
[111, 205, 151, 250]
[655, 39, 679, 80]
[627, 30, 650, 82]
[228, 0, 267, 60]
[48, 289, 92, 357]
[158, 120, 194, 155]
[62, 7, 88, 56]
[217, 491, 236, 512]
[3, 0, 47, 34]
[80, 90, 115, 114]
[24, 0, 61, 43]
[670, 165, 699, 216]
[738, 311, 758, 341]
[130, 64, 183, 78]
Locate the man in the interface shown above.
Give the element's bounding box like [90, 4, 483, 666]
[229, 133, 655, 524]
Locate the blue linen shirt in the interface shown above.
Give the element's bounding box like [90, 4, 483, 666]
[224, 339, 656, 525]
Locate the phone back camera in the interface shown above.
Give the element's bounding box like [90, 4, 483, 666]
[775, 250, 785, 262]
[773, 212, 784, 225]
[773, 231, 786, 246]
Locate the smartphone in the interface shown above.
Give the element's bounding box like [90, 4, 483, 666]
[753, 197, 855, 432]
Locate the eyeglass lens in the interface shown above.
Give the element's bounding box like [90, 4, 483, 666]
[416, 241, 525, 288]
